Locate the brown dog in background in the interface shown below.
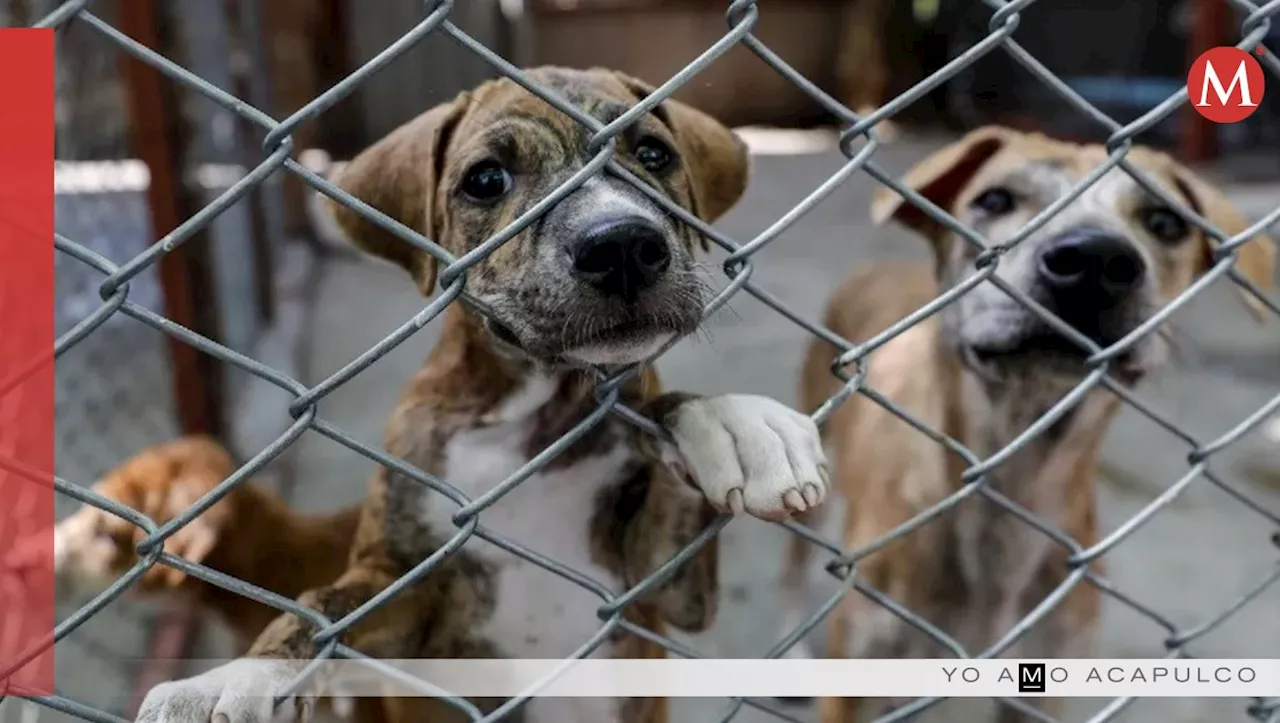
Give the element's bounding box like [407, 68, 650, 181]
[784, 126, 1276, 722]
[5, 436, 372, 721]
[35, 436, 359, 649]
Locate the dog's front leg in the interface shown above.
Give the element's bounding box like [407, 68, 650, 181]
[133, 555, 439, 723]
[609, 462, 722, 632]
[617, 392, 829, 629]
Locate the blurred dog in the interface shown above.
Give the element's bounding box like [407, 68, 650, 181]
[6, 436, 371, 721]
[786, 126, 1276, 722]
[39, 436, 360, 646]
[134, 66, 828, 723]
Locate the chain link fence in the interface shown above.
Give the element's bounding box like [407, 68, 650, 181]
[32, 0, 181, 529]
[2, 0, 289, 719]
[48, 161, 182, 721]
[18, 0, 184, 717]
[4, 0, 1280, 722]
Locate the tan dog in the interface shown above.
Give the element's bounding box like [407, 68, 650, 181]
[5, 437, 376, 721]
[34, 437, 359, 636]
[19, 436, 358, 645]
[784, 126, 1276, 722]
[135, 66, 829, 723]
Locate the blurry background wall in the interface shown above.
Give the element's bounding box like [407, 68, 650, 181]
[319, 0, 1275, 171]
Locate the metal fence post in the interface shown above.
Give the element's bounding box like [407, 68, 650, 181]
[117, 0, 226, 439]
[1180, 0, 1232, 162]
[114, 0, 230, 713]
[259, 0, 323, 241]
[221, 0, 276, 328]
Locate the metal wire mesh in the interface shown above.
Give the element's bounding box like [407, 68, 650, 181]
[5, 0, 1280, 722]
[49, 166, 183, 721]
[31, 0, 186, 715]
[54, 164, 181, 496]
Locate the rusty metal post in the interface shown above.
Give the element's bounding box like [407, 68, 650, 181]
[117, 0, 226, 438]
[259, 0, 322, 240]
[312, 0, 364, 158]
[1180, 0, 1231, 162]
[116, 0, 227, 711]
[226, 0, 276, 326]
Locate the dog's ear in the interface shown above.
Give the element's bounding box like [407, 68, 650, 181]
[1172, 166, 1277, 322]
[871, 126, 1013, 241]
[613, 72, 750, 231]
[326, 94, 471, 296]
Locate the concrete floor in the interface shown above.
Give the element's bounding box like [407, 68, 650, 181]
[277, 132, 1280, 723]
[26, 133, 1280, 723]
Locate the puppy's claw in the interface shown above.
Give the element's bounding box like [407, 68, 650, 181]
[667, 394, 830, 522]
[727, 489, 746, 516]
[783, 490, 807, 514]
[801, 484, 820, 509]
[135, 658, 303, 723]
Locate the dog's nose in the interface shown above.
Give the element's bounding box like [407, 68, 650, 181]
[568, 217, 671, 299]
[1036, 230, 1146, 311]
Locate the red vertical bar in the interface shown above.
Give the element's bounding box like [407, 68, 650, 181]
[0, 28, 56, 697]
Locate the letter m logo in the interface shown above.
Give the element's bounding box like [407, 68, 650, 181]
[1197, 59, 1257, 107]
[1188, 46, 1266, 123]
[1018, 663, 1046, 693]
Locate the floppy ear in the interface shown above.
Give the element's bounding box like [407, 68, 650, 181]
[612, 72, 750, 231]
[870, 126, 1013, 242]
[1172, 166, 1277, 322]
[325, 94, 471, 296]
[135, 470, 230, 588]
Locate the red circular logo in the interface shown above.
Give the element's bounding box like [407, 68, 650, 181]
[1187, 46, 1266, 123]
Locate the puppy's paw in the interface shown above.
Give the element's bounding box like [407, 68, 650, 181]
[135, 658, 311, 723]
[664, 394, 828, 522]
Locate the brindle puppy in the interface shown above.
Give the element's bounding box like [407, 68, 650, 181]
[135, 67, 830, 723]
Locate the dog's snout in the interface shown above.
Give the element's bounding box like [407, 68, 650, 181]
[1037, 230, 1146, 310]
[568, 217, 671, 299]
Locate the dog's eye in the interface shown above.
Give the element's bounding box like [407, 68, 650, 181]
[460, 161, 512, 202]
[633, 136, 674, 173]
[970, 187, 1015, 216]
[1141, 207, 1190, 244]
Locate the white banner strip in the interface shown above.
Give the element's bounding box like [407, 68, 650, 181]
[175, 659, 1280, 698]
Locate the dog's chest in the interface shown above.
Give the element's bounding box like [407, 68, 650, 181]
[435, 377, 634, 663]
[950, 445, 1065, 645]
[951, 495, 1053, 647]
[946, 379, 1069, 644]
